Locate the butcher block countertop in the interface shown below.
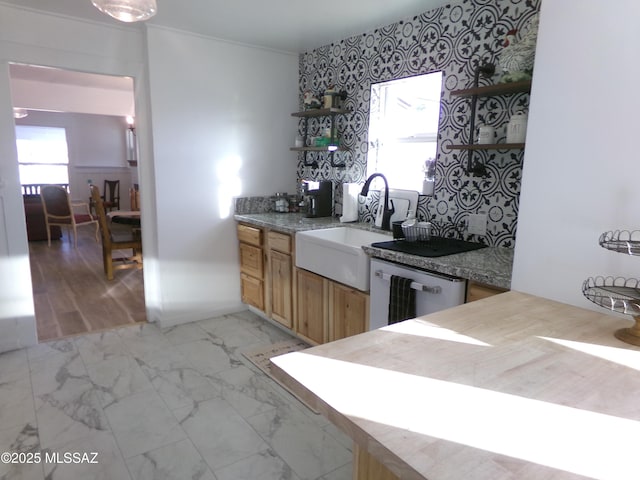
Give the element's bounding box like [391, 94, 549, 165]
[271, 291, 640, 480]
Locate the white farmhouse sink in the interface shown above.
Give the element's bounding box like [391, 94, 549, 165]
[295, 227, 391, 291]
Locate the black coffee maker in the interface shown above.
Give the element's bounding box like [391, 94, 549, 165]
[301, 180, 332, 218]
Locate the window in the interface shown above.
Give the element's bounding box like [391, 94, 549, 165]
[15, 126, 70, 186]
[367, 72, 443, 192]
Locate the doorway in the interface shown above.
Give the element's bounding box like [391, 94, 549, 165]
[10, 63, 146, 342]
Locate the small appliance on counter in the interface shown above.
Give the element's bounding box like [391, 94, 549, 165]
[301, 180, 332, 218]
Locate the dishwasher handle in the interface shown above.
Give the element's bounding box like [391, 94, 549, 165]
[374, 270, 442, 294]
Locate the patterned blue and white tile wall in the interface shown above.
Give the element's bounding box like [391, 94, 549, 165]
[295, 0, 540, 247]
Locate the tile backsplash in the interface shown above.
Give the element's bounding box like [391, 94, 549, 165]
[294, 0, 540, 248]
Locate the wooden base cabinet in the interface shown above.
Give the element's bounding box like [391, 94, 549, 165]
[268, 231, 294, 329]
[296, 268, 370, 344]
[296, 268, 328, 345]
[238, 223, 369, 345]
[329, 283, 369, 342]
[353, 444, 399, 480]
[466, 281, 507, 303]
[238, 224, 264, 311]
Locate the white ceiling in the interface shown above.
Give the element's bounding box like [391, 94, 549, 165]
[9, 64, 132, 91]
[5, 0, 451, 116]
[2, 0, 449, 53]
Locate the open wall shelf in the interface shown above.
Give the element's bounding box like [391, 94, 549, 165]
[451, 80, 532, 98]
[448, 143, 525, 151]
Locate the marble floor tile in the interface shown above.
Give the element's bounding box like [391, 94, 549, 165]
[0, 422, 42, 480]
[27, 340, 80, 375]
[173, 397, 268, 471]
[214, 448, 300, 480]
[211, 364, 293, 419]
[75, 330, 129, 365]
[103, 389, 187, 459]
[134, 348, 221, 410]
[42, 430, 131, 480]
[247, 403, 352, 480]
[0, 379, 36, 431]
[33, 377, 109, 449]
[318, 462, 353, 480]
[234, 311, 294, 344]
[0, 460, 44, 480]
[126, 438, 215, 480]
[85, 355, 154, 408]
[197, 314, 265, 349]
[174, 338, 242, 375]
[322, 423, 353, 452]
[161, 322, 210, 346]
[116, 323, 172, 356]
[26, 339, 76, 362]
[0, 349, 30, 383]
[29, 356, 88, 401]
[0, 308, 356, 480]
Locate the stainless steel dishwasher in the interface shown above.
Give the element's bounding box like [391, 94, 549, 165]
[369, 258, 467, 330]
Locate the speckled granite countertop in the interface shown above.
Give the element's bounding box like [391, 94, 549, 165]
[362, 244, 513, 289]
[234, 213, 386, 235]
[234, 213, 513, 290]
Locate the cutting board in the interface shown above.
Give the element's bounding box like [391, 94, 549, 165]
[374, 188, 420, 227]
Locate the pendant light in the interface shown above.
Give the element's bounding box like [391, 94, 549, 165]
[91, 0, 157, 23]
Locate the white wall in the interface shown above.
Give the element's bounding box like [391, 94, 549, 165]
[146, 27, 298, 326]
[0, 4, 146, 352]
[512, 0, 640, 310]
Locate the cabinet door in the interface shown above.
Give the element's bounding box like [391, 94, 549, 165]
[296, 269, 327, 345]
[330, 283, 369, 341]
[270, 250, 293, 328]
[240, 272, 264, 310]
[239, 243, 263, 278]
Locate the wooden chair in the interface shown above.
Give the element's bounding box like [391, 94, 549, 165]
[129, 187, 140, 211]
[90, 184, 142, 280]
[102, 180, 120, 212]
[40, 185, 99, 248]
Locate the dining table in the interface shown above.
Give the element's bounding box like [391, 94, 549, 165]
[107, 210, 141, 227]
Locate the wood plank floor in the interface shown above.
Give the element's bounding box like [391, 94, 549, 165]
[28, 225, 146, 342]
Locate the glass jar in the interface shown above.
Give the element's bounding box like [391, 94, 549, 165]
[274, 192, 289, 213]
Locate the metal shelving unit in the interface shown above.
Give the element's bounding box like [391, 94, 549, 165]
[291, 108, 350, 168]
[582, 230, 640, 345]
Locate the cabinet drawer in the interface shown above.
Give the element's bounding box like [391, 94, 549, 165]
[237, 224, 262, 246]
[240, 273, 264, 310]
[239, 243, 263, 278]
[268, 231, 292, 254]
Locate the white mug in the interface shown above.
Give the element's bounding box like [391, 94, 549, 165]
[506, 111, 528, 143]
[477, 125, 496, 145]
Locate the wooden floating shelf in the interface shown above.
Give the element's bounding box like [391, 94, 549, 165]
[291, 108, 351, 118]
[451, 81, 532, 98]
[290, 146, 349, 152]
[447, 143, 525, 150]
